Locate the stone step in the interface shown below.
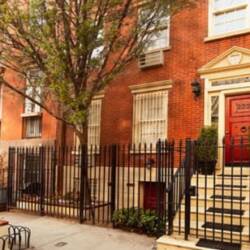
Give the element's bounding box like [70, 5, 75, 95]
[190, 196, 249, 211]
[177, 206, 249, 225]
[196, 186, 249, 197]
[223, 167, 250, 176]
[191, 176, 250, 188]
[202, 222, 243, 233]
[173, 221, 250, 243]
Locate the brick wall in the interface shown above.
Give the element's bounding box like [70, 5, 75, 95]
[99, 0, 250, 144]
[2, 0, 250, 145]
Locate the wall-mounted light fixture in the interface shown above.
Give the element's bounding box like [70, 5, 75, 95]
[145, 158, 155, 169]
[191, 79, 201, 97]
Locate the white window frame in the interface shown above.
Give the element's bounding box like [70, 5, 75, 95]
[22, 70, 43, 116]
[130, 80, 172, 148]
[23, 116, 42, 138]
[73, 94, 104, 151]
[208, 0, 250, 38]
[87, 98, 102, 148]
[138, 8, 170, 53]
[23, 85, 42, 115]
[21, 71, 43, 138]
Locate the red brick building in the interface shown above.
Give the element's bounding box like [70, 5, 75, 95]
[1, 0, 250, 157]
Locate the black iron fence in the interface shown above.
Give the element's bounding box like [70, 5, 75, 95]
[6, 141, 186, 236]
[5, 138, 250, 245]
[0, 168, 7, 211]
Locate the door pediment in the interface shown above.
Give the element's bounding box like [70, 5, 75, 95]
[198, 46, 250, 75]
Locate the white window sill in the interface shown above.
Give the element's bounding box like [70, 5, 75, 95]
[144, 46, 171, 54]
[21, 112, 42, 118]
[204, 28, 250, 42]
[24, 135, 42, 139]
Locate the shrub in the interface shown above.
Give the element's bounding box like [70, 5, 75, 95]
[195, 126, 218, 162]
[112, 208, 165, 236]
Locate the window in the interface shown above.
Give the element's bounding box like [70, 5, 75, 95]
[91, 29, 104, 60]
[139, 9, 170, 52]
[210, 0, 249, 36]
[74, 98, 102, 148]
[23, 71, 42, 138]
[88, 99, 102, 146]
[133, 91, 168, 145]
[24, 86, 41, 114]
[23, 116, 41, 138]
[211, 95, 219, 126]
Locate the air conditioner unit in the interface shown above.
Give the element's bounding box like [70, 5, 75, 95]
[138, 50, 164, 69]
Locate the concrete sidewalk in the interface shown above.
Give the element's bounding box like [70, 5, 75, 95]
[0, 212, 155, 250]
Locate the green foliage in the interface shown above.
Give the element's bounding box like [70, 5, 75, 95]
[112, 208, 165, 236]
[195, 126, 218, 162]
[0, 0, 197, 138]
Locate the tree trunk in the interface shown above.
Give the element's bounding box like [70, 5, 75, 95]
[78, 122, 95, 222]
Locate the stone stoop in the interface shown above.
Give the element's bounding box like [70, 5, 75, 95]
[157, 166, 250, 250]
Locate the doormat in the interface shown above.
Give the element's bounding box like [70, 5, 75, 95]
[197, 239, 241, 250]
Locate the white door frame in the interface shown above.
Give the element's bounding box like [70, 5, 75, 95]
[204, 80, 250, 168]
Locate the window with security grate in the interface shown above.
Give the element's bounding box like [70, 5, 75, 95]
[133, 90, 168, 145]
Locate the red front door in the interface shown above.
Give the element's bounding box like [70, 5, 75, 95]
[225, 94, 250, 164]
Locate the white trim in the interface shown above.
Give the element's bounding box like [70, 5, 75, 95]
[21, 112, 42, 118]
[204, 79, 250, 169]
[207, 0, 250, 38]
[138, 8, 171, 53]
[132, 90, 168, 146]
[129, 80, 172, 94]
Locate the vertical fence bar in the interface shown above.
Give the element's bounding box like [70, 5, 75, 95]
[7, 147, 15, 211]
[168, 141, 174, 235]
[111, 144, 117, 226]
[79, 145, 87, 224]
[184, 139, 192, 240]
[40, 146, 45, 216]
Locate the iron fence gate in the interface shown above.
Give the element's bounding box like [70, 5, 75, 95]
[6, 141, 185, 236]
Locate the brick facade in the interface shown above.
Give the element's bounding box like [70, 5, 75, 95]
[1, 0, 250, 146]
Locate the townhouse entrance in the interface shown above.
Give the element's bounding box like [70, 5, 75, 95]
[225, 94, 250, 164]
[199, 46, 250, 168]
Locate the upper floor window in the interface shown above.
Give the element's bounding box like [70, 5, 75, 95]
[24, 85, 41, 114]
[210, 0, 250, 36]
[139, 9, 170, 52]
[24, 70, 42, 114]
[22, 70, 42, 139]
